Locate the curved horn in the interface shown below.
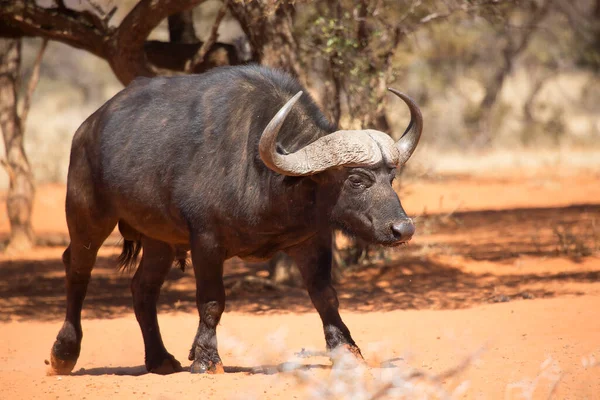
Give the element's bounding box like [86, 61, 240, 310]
[258, 91, 304, 176]
[388, 88, 423, 165]
[259, 92, 390, 176]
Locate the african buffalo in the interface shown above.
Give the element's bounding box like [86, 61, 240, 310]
[49, 65, 422, 375]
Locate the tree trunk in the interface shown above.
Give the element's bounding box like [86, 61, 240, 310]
[228, 1, 302, 77]
[594, 0, 600, 65]
[475, 0, 553, 146]
[229, 1, 308, 286]
[168, 10, 198, 43]
[0, 38, 35, 252]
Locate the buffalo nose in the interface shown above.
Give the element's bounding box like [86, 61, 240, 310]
[391, 219, 415, 242]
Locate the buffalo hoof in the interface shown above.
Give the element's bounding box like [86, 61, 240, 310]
[48, 335, 80, 376]
[47, 352, 77, 376]
[190, 359, 225, 374]
[148, 355, 183, 375]
[342, 344, 364, 360]
[330, 344, 365, 369]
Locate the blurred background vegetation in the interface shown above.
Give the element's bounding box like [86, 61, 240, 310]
[4, 0, 599, 186]
[0, 0, 599, 259]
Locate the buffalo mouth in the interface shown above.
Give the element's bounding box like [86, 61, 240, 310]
[340, 227, 412, 248]
[381, 239, 410, 248]
[379, 236, 411, 248]
[372, 223, 415, 247]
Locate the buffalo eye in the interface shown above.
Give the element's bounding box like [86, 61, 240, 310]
[347, 174, 370, 190]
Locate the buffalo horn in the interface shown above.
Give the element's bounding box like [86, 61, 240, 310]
[388, 88, 423, 166]
[259, 89, 423, 176]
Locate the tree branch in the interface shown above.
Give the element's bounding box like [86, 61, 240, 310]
[0, 1, 108, 58]
[419, 11, 452, 24]
[510, 0, 554, 56]
[228, 0, 300, 72]
[1, 0, 242, 86]
[19, 38, 48, 129]
[84, 0, 117, 26]
[107, 0, 207, 84]
[185, 0, 228, 72]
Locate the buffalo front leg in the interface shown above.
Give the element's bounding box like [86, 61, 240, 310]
[188, 234, 226, 374]
[289, 234, 363, 360]
[132, 237, 182, 374]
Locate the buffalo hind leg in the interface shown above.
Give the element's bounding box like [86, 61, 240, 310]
[132, 236, 182, 374]
[289, 234, 363, 362]
[188, 233, 226, 374]
[49, 216, 117, 375]
[49, 131, 120, 375]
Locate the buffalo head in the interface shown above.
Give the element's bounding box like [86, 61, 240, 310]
[259, 89, 423, 246]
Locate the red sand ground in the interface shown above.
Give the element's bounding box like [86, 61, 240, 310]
[0, 169, 599, 399]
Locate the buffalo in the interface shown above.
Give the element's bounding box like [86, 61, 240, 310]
[49, 65, 422, 375]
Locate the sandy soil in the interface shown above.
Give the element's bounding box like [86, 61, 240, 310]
[0, 169, 599, 399]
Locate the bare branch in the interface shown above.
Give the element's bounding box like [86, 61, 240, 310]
[0, 0, 239, 85]
[81, 1, 118, 27]
[0, 2, 108, 58]
[400, 0, 423, 24]
[419, 11, 452, 24]
[104, 6, 117, 24]
[185, 0, 228, 73]
[84, 0, 107, 18]
[19, 38, 48, 129]
[510, 0, 554, 55]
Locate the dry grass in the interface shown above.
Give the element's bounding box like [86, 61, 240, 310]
[217, 326, 483, 400]
[219, 329, 573, 399]
[505, 356, 563, 400]
[553, 221, 600, 258]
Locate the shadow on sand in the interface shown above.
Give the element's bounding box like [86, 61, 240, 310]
[70, 362, 332, 376]
[1, 203, 598, 321]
